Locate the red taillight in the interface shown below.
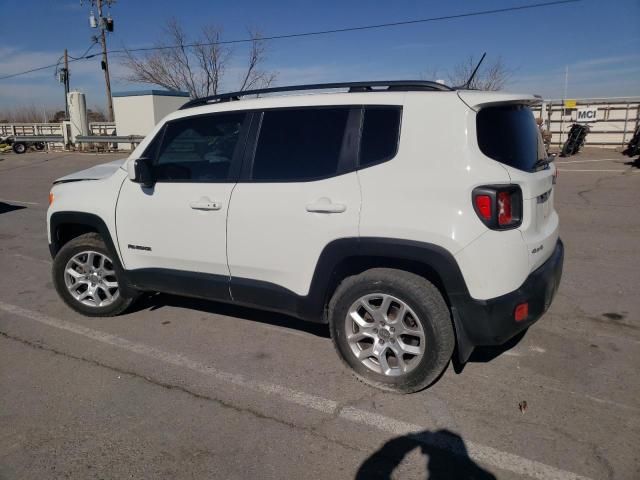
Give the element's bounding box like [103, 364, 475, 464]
[472, 185, 522, 230]
[475, 195, 492, 220]
[497, 191, 512, 225]
[514, 303, 529, 322]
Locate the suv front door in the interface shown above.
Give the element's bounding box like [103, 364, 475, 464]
[116, 112, 250, 297]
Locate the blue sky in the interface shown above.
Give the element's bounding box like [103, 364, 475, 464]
[0, 0, 638, 111]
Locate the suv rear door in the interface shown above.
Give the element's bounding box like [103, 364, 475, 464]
[226, 106, 361, 305]
[116, 112, 250, 297]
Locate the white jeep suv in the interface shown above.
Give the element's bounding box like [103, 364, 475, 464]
[47, 81, 563, 393]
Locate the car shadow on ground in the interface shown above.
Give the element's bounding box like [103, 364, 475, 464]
[356, 429, 495, 480]
[0, 202, 27, 215]
[132, 292, 331, 338]
[132, 294, 529, 358]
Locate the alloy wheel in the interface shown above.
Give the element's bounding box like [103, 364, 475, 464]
[64, 250, 120, 307]
[345, 293, 426, 376]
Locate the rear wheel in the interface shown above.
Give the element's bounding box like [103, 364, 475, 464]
[34, 142, 45, 151]
[52, 233, 136, 316]
[329, 268, 454, 393]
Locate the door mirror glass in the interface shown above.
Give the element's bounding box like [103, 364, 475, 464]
[130, 157, 154, 188]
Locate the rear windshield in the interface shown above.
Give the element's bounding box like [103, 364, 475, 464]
[476, 105, 546, 172]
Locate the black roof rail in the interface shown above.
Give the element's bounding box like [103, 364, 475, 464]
[179, 80, 453, 109]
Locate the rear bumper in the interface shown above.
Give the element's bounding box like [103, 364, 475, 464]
[452, 239, 564, 361]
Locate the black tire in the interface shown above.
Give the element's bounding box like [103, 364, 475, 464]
[52, 233, 137, 317]
[329, 268, 454, 393]
[12, 142, 27, 154]
[34, 142, 45, 151]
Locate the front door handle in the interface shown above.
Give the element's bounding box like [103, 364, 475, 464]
[190, 197, 222, 211]
[306, 197, 347, 214]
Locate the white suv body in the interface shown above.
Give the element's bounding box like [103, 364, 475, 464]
[47, 81, 563, 392]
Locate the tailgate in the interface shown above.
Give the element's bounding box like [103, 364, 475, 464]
[506, 163, 559, 271]
[473, 101, 559, 271]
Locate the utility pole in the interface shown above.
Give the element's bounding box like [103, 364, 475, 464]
[63, 49, 70, 120]
[96, 0, 114, 121]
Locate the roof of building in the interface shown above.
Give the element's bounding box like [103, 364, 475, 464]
[112, 90, 190, 98]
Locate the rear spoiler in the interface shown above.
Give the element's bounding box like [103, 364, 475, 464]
[457, 91, 542, 112]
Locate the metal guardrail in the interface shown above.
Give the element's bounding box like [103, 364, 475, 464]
[75, 135, 144, 143]
[0, 122, 116, 138]
[13, 135, 64, 142]
[12, 135, 144, 144]
[2, 123, 140, 151]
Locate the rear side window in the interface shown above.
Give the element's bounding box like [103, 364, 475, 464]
[476, 105, 546, 172]
[252, 108, 350, 181]
[359, 107, 402, 167]
[153, 113, 245, 182]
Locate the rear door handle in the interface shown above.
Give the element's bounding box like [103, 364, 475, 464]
[190, 197, 222, 211]
[306, 198, 347, 214]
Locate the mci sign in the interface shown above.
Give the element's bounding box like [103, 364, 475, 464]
[576, 106, 598, 123]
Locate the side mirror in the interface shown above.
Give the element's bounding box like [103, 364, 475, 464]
[128, 157, 154, 188]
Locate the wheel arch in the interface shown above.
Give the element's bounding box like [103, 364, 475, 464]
[49, 212, 115, 257]
[50, 211, 137, 297]
[305, 237, 474, 362]
[307, 238, 470, 317]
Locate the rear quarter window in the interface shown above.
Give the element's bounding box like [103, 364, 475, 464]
[476, 105, 546, 172]
[359, 107, 402, 167]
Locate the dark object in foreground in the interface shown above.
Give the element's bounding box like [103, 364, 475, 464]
[560, 124, 590, 157]
[622, 125, 640, 158]
[356, 429, 496, 480]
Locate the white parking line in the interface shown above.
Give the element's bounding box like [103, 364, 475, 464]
[0, 301, 592, 480]
[557, 169, 631, 173]
[555, 159, 620, 164]
[0, 198, 40, 205]
[11, 253, 52, 265]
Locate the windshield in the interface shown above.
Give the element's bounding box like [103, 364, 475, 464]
[476, 105, 547, 172]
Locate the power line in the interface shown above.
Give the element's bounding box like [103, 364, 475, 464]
[114, 0, 581, 54]
[0, 0, 581, 81]
[68, 41, 99, 60]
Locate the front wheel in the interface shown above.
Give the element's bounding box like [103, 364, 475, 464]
[52, 233, 137, 316]
[329, 268, 454, 393]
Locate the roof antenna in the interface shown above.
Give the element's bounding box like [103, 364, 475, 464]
[464, 52, 486, 89]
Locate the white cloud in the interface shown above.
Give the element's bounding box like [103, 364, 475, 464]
[570, 54, 640, 70]
[0, 45, 141, 108]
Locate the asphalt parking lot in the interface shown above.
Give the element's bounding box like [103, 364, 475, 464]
[0, 148, 638, 479]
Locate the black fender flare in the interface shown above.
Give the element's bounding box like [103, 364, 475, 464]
[301, 237, 474, 361]
[49, 211, 137, 297]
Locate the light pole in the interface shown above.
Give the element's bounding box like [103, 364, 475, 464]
[61, 49, 70, 120]
[85, 0, 115, 121]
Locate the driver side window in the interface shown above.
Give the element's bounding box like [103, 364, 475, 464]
[153, 112, 246, 182]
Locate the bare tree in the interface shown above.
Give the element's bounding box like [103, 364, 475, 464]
[122, 18, 276, 98]
[446, 55, 511, 91]
[0, 105, 56, 123]
[238, 32, 278, 92]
